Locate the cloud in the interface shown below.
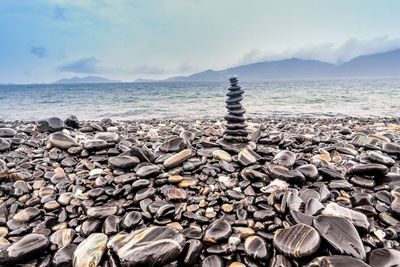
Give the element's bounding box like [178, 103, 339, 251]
[129, 65, 167, 75]
[237, 36, 400, 65]
[53, 5, 66, 20]
[29, 46, 47, 58]
[57, 57, 102, 73]
[176, 62, 197, 73]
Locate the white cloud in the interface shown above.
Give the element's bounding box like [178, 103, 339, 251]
[237, 36, 400, 65]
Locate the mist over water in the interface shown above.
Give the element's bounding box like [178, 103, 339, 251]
[0, 79, 399, 121]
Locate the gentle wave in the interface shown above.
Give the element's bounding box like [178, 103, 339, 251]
[0, 79, 399, 120]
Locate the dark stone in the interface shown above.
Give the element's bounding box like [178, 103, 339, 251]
[64, 115, 80, 129]
[269, 255, 292, 267]
[159, 137, 186, 152]
[272, 150, 296, 168]
[181, 239, 202, 265]
[306, 255, 370, 267]
[367, 151, 395, 166]
[244, 235, 269, 261]
[296, 164, 319, 181]
[273, 223, 320, 258]
[268, 165, 305, 185]
[202, 255, 224, 267]
[37, 117, 65, 132]
[108, 156, 140, 169]
[136, 165, 161, 178]
[382, 142, 400, 155]
[115, 226, 185, 267]
[52, 243, 77, 266]
[83, 139, 109, 151]
[368, 248, 400, 267]
[203, 219, 232, 243]
[313, 215, 366, 260]
[0, 138, 11, 151]
[321, 202, 370, 231]
[290, 210, 314, 225]
[318, 167, 346, 180]
[1, 233, 49, 263]
[103, 215, 120, 235]
[253, 208, 276, 221]
[391, 187, 400, 217]
[123, 211, 142, 229]
[347, 163, 389, 177]
[87, 206, 118, 219]
[0, 128, 16, 137]
[273, 224, 321, 258]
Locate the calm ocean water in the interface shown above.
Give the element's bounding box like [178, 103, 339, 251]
[0, 79, 399, 121]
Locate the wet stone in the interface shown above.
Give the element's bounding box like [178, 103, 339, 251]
[244, 235, 269, 261]
[167, 187, 187, 201]
[94, 132, 120, 143]
[313, 215, 366, 260]
[202, 255, 224, 267]
[73, 233, 108, 267]
[368, 248, 400, 267]
[87, 206, 118, 219]
[49, 131, 78, 149]
[52, 243, 77, 266]
[382, 142, 400, 155]
[0, 138, 11, 151]
[212, 149, 232, 162]
[296, 164, 319, 181]
[390, 187, 400, 217]
[163, 149, 193, 168]
[253, 208, 276, 220]
[268, 165, 305, 185]
[136, 164, 161, 178]
[269, 255, 293, 267]
[306, 255, 371, 267]
[273, 223, 320, 258]
[50, 228, 75, 249]
[159, 137, 185, 152]
[13, 207, 41, 222]
[180, 239, 203, 265]
[203, 219, 232, 243]
[103, 215, 120, 235]
[123, 211, 142, 229]
[347, 163, 389, 177]
[321, 202, 370, 231]
[0, 233, 49, 263]
[83, 139, 108, 151]
[37, 117, 64, 132]
[64, 115, 80, 129]
[367, 151, 395, 166]
[114, 226, 185, 267]
[272, 150, 296, 168]
[0, 127, 16, 137]
[238, 148, 261, 165]
[108, 156, 140, 169]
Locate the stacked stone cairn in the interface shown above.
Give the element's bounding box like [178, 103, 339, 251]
[223, 77, 249, 143]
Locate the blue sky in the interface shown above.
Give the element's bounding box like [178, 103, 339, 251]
[1, 0, 400, 83]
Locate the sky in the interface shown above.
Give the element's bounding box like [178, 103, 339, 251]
[1, 0, 400, 84]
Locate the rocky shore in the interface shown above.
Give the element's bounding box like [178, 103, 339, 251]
[1, 116, 400, 266]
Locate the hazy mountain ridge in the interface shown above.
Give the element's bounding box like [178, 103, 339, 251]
[140, 49, 400, 82]
[54, 76, 121, 84]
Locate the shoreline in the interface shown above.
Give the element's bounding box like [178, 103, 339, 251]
[0, 116, 400, 265]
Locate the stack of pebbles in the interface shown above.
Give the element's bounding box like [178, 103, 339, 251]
[218, 77, 250, 152]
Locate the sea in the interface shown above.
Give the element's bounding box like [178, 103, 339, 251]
[0, 79, 399, 121]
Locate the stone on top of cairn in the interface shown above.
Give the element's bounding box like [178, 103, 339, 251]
[217, 77, 251, 153]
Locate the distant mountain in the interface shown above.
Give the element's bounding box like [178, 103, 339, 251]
[140, 49, 400, 82]
[54, 76, 121, 84]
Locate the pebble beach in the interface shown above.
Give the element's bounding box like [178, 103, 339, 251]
[1, 116, 400, 266]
